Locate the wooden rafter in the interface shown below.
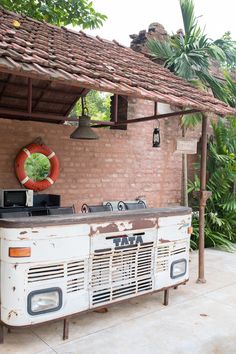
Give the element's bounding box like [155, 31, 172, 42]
[63, 88, 90, 116]
[32, 81, 51, 111]
[0, 74, 11, 101]
[0, 80, 83, 97]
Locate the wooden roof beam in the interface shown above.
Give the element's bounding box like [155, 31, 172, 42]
[0, 80, 84, 96]
[0, 73, 11, 101]
[63, 88, 90, 116]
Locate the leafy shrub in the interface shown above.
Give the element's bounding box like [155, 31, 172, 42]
[189, 118, 236, 251]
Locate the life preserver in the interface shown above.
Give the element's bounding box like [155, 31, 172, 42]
[15, 143, 60, 192]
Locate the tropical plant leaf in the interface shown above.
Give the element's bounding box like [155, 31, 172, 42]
[189, 119, 236, 252]
[181, 112, 202, 128]
[147, 40, 174, 61]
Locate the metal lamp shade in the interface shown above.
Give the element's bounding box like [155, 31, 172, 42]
[70, 115, 99, 140]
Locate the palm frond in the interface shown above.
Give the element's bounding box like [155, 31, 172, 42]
[147, 39, 174, 61]
[196, 71, 227, 102]
[220, 192, 236, 212]
[213, 32, 236, 68]
[181, 112, 202, 128]
[207, 44, 226, 62]
[179, 0, 201, 38]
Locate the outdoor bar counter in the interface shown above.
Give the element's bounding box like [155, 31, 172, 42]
[0, 206, 192, 341]
[0, 206, 191, 228]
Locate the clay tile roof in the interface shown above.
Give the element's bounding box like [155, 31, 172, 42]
[0, 7, 235, 117]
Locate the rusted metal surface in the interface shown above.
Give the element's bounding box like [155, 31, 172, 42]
[199, 190, 212, 207]
[7, 310, 18, 321]
[63, 318, 69, 340]
[0, 207, 191, 229]
[89, 218, 157, 236]
[0, 106, 200, 125]
[110, 109, 201, 125]
[163, 289, 169, 306]
[0, 323, 3, 344]
[159, 238, 171, 243]
[198, 114, 209, 284]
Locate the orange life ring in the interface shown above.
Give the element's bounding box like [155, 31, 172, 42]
[15, 143, 60, 192]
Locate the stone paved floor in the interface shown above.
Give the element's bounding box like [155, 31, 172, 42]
[1, 249, 236, 354]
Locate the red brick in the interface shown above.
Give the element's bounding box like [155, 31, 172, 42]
[0, 99, 205, 210]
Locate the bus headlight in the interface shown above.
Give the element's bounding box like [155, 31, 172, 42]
[170, 259, 187, 279]
[28, 288, 62, 315]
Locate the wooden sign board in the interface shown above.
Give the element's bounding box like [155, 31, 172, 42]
[175, 139, 198, 154]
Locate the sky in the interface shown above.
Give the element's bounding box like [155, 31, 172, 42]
[83, 0, 236, 46]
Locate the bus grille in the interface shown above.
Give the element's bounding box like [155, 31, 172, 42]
[91, 242, 153, 306]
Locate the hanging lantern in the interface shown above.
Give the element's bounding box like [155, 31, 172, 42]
[153, 120, 160, 148]
[70, 97, 99, 140]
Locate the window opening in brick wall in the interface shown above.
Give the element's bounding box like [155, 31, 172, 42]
[69, 91, 128, 130]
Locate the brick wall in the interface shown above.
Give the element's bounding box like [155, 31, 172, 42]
[0, 98, 184, 212]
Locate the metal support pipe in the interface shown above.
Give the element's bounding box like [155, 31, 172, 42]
[154, 101, 157, 116]
[0, 108, 201, 125]
[63, 318, 69, 340]
[163, 289, 169, 306]
[182, 126, 188, 207]
[0, 323, 4, 344]
[27, 78, 32, 114]
[114, 94, 118, 123]
[197, 113, 208, 283]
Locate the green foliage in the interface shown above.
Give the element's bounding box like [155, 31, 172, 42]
[214, 32, 236, 69]
[25, 153, 50, 181]
[223, 70, 236, 108]
[71, 91, 112, 121]
[189, 119, 236, 251]
[181, 112, 202, 128]
[148, 0, 236, 251]
[147, 0, 236, 111]
[1, 0, 107, 28]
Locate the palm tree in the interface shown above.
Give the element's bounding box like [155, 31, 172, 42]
[147, 0, 236, 207]
[147, 0, 236, 105]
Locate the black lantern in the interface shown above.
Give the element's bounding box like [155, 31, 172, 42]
[153, 121, 160, 148]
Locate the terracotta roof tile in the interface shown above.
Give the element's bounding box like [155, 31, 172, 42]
[0, 7, 235, 116]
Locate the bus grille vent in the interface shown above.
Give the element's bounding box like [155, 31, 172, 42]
[67, 260, 85, 293]
[156, 238, 188, 273]
[28, 260, 85, 293]
[28, 264, 64, 283]
[91, 242, 153, 307]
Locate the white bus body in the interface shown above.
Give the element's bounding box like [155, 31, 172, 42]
[0, 207, 191, 327]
